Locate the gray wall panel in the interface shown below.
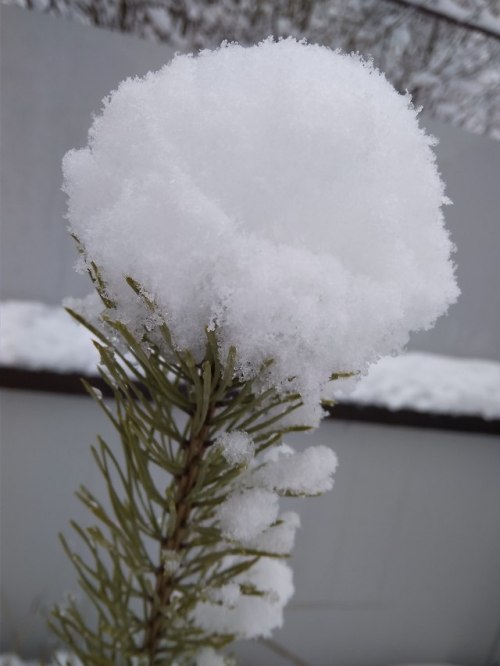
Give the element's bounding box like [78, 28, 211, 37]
[1, 389, 500, 664]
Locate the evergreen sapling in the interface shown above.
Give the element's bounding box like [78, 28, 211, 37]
[51, 39, 459, 665]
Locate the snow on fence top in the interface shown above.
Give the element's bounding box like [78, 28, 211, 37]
[63, 39, 457, 425]
[335, 352, 500, 421]
[0, 300, 99, 375]
[3, 301, 499, 421]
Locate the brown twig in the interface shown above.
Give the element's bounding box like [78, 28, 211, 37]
[143, 406, 214, 663]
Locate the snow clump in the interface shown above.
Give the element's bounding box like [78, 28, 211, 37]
[63, 38, 459, 426]
[191, 557, 294, 639]
[253, 444, 338, 495]
[196, 441, 333, 640]
[248, 511, 301, 555]
[215, 443, 335, 543]
[216, 487, 279, 541]
[214, 430, 255, 466]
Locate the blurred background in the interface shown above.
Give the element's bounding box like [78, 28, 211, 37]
[1, 1, 500, 664]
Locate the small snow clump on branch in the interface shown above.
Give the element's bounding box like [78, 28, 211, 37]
[191, 557, 294, 639]
[214, 430, 255, 466]
[216, 487, 279, 541]
[253, 444, 338, 495]
[212, 442, 333, 547]
[192, 441, 326, 638]
[63, 38, 458, 426]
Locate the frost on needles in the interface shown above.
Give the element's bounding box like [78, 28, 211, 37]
[53, 39, 459, 665]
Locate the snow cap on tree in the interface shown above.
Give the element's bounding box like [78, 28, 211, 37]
[64, 38, 459, 426]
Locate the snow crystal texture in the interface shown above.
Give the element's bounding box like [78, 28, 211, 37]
[214, 430, 255, 466]
[64, 39, 458, 424]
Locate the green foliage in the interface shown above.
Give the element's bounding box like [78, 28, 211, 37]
[50, 278, 306, 666]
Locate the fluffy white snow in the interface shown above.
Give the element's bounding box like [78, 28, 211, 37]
[191, 557, 294, 639]
[335, 352, 500, 420]
[207, 583, 241, 607]
[216, 487, 279, 541]
[207, 441, 318, 641]
[214, 431, 255, 466]
[247, 511, 301, 555]
[253, 444, 338, 496]
[63, 38, 458, 427]
[214, 442, 334, 543]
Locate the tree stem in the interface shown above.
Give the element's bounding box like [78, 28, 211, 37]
[144, 407, 214, 663]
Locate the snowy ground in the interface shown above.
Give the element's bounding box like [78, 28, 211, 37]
[1, 299, 499, 420]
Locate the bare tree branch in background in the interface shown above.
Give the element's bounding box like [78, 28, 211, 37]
[3, 0, 500, 139]
[386, 0, 500, 40]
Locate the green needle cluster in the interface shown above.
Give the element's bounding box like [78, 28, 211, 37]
[50, 276, 308, 666]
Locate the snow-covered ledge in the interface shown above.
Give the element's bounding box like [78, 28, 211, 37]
[334, 353, 500, 421]
[0, 301, 99, 375]
[1, 300, 500, 435]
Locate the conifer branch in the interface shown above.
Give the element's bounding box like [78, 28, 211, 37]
[51, 277, 321, 665]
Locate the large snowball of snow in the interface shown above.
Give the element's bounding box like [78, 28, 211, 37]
[64, 38, 458, 425]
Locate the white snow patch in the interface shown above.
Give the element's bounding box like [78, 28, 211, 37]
[216, 487, 279, 541]
[336, 352, 500, 420]
[213, 442, 329, 558]
[207, 583, 241, 608]
[191, 557, 294, 639]
[214, 431, 255, 466]
[246, 511, 301, 554]
[0, 300, 98, 374]
[63, 38, 458, 427]
[253, 444, 338, 495]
